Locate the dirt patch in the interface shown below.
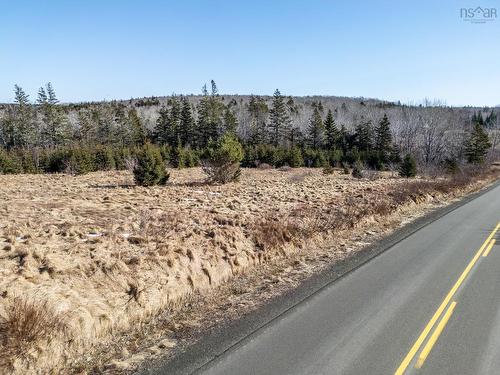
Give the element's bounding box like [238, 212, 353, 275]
[0, 168, 497, 374]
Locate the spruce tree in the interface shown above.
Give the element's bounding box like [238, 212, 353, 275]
[399, 154, 417, 178]
[355, 119, 373, 152]
[324, 109, 339, 150]
[154, 106, 169, 145]
[197, 82, 223, 147]
[9, 85, 35, 148]
[464, 122, 491, 164]
[307, 107, 324, 149]
[223, 106, 238, 135]
[37, 83, 70, 147]
[133, 144, 169, 186]
[269, 89, 290, 147]
[248, 95, 269, 145]
[127, 108, 146, 146]
[374, 114, 393, 162]
[180, 97, 195, 147]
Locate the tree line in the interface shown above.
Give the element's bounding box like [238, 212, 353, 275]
[0, 81, 495, 175]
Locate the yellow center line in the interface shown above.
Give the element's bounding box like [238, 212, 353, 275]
[415, 301, 457, 369]
[394, 222, 500, 375]
[482, 239, 496, 257]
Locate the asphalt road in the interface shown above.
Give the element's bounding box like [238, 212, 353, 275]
[195, 183, 500, 375]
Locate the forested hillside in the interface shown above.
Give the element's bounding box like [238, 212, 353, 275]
[0, 81, 498, 175]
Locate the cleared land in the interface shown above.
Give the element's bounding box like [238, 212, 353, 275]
[0, 167, 497, 373]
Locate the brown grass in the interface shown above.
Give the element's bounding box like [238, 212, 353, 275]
[0, 166, 497, 373]
[0, 297, 68, 369]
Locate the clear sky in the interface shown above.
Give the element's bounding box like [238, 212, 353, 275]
[1, 0, 499, 106]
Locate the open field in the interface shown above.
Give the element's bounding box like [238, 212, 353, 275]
[0, 167, 498, 373]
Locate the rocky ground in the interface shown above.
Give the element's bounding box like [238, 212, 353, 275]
[0, 167, 497, 374]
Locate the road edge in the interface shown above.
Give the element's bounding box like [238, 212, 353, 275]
[139, 179, 500, 375]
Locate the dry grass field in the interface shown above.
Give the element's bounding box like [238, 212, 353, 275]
[0, 167, 497, 373]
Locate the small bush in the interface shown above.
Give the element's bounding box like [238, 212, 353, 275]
[201, 134, 244, 183]
[0, 298, 68, 368]
[94, 146, 116, 171]
[443, 158, 459, 175]
[0, 150, 21, 174]
[286, 147, 304, 167]
[133, 144, 169, 186]
[399, 154, 417, 178]
[352, 161, 364, 178]
[322, 165, 335, 175]
[342, 162, 350, 174]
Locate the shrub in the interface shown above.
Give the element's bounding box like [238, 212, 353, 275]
[443, 158, 459, 175]
[342, 162, 350, 174]
[322, 165, 335, 175]
[0, 150, 21, 174]
[303, 148, 328, 168]
[286, 147, 304, 167]
[93, 146, 116, 171]
[201, 134, 244, 183]
[399, 154, 417, 178]
[352, 161, 364, 178]
[172, 146, 199, 168]
[133, 144, 169, 186]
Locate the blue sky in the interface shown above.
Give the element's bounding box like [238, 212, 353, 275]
[1, 0, 499, 106]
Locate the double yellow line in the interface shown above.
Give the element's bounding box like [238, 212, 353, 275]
[395, 222, 500, 374]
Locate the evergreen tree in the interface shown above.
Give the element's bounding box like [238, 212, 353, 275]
[269, 89, 290, 146]
[289, 126, 303, 148]
[155, 106, 169, 145]
[223, 106, 238, 135]
[77, 108, 98, 144]
[96, 106, 116, 144]
[37, 83, 70, 147]
[133, 143, 169, 186]
[464, 122, 491, 164]
[338, 124, 349, 153]
[179, 97, 195, 147]
[354, 119, 373, 152]
[127, 108, 146, 146]
[197, 81, 224, 147]
[307, 107, 324, 149]
[168, 95, 182, 145]
[399, 154, 417, 178]
[324, 109, 339, 150]
[374, 114, 393, 162]
[248, 95, 269, 145]
[3, 85, 36, 148]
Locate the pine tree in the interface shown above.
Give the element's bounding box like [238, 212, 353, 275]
[324, 109, 339, 150]
[269, 89, 290, 147]
[464, 122, 491, 164]
[374, 114, 393, 162]
[307, 107, 324, 149]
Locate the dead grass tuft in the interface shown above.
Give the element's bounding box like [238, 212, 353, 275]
[0, 297, 68, 369]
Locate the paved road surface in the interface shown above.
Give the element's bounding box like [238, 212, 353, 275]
[196, 184, 500, 375]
